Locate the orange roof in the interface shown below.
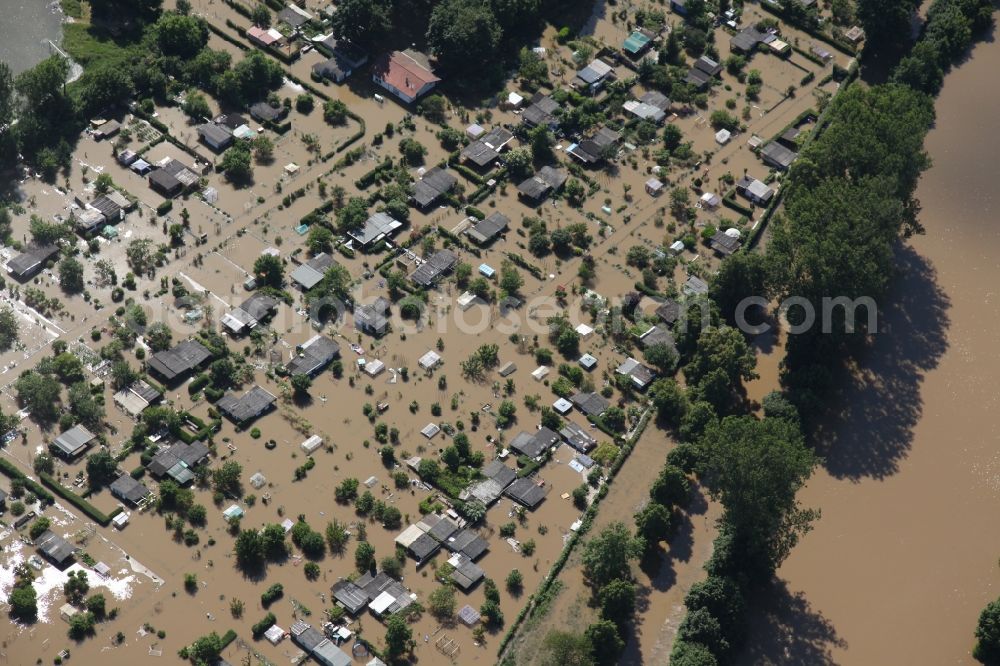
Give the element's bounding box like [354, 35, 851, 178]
[373, 51, 440, 95]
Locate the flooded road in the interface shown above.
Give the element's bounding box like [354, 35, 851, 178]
[747, 25, 1000, 665]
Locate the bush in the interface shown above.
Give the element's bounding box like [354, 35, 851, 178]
[251, 612, 277, 638]
[260, 583, 283, 608]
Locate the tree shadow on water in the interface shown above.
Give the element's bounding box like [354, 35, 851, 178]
[738, 579, 846, 666]
[810, 245, 951, 480]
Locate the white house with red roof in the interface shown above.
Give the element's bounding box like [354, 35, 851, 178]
[371, 50, 440, 104]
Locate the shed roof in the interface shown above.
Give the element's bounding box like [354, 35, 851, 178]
[148, 339, 212, 381]
[290, 252, 336, 290]
[52, 425, 96, 458]
[36, 529, 76, 564]
[217, 386, 277, 424]
[504, 477, 547, 508]
[110, 474, 151, 504]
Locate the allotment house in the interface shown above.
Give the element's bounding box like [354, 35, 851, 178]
[465, 212, 509, 245]
[50, 425, 97, 460]
[221, 293, 279, 336]
[347, 212, 403, 250]
[567, 127, 620, 165]
[517, 166, 568, 204]
[410, 249, 458, 288]
[110, 474, 152, 507]
[354, 297, 391, 336]
[290, 253, 336, 291]
[36, 530, 77, 568]
[7, 244, 59, 281]
[411, 167, 457, 210]
[147, 441, 210, 484]
[217, 386, 277, 425]
[147, 339, 213, 384]
[461, 127, 514, 169]
[521, 93, 562, 131]
[285, 334, 340, 377]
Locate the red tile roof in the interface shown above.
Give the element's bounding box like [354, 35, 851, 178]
[373, 51, 440, 96]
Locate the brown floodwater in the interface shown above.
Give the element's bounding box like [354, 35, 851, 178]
[744, 27, 1000, 665]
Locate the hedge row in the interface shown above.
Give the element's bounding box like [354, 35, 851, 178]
[0, 458, 55, 505]
[497, 409, 652, 660]
[39, 473, 114, 526]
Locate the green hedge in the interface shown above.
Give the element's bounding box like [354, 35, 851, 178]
[220, 629, 238, 649]
[0, 458, 54, 505]
[39, 473, 112, 526]
[156, 200, 173, 216]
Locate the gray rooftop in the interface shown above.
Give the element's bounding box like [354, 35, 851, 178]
[8, 244, 59, 278]
[51, 425, 96, 458]
[286, 334, 341, 376]
[148, 339, 213, 381]
[411, 249, 458, 287]
[348, 212, 402, 247]
[760, 141, 798, 170]
[412, 167, 457, 209]
[331, 579, 370, 615]
[560, 421, 597, 452]
[504, 477, 547, 508]
[148, 441, 211, 479]
[217, 386, 277, 424]
[571, 391, 609, 417]
[36, 529, 77, 565]
[444, 528, 489, 560]
[110, 474, 151, 505]
[290, 253, 336, 290]
[239, 292, 279, 321]
[466, 212, 509, 244]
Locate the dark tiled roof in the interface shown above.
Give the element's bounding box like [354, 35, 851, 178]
[217, 386, 277, 424]
[286, 334, 340, 376]
[147, 339, 212, 381]
[110, 474, 151, 504]
[466, 212, 509, 244]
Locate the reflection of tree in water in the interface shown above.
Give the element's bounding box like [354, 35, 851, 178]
[811, 244, 951, 480]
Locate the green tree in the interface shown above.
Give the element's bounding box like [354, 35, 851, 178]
[234, 528, 265, 569]
[323, 99, 349, 126]
[974, 598, 1000, 664]
[518, 47, 548, 84]
[585, 620, 624, 665]
[355, 541, 375, 572]
[696, 415, 818, 574]
[599, 579, 637, 628]
[261, 523, 288, 559]
[634, 502, 672, 553]
[856, 0, 920, 51]
[212, 460, 243, 496]
[154, 13, 209, 58]
[428, 584, 456, 618]
[85, 451, 117, 489]
[9, 580, 38, 622]
[581, 522, 641, 588]
[252, 134, 274, 163]
[330, 0, 392, 50]
[188, 631, 223, 665]
[499, 261, 523, 295]
[398, 138, 427, 166]
[529, 124, 554, 163]
[220, 144, 252, 183]
[252, 254, 284, 288]
[650, 463, 690, 507]
[336, 197, 368, 232]
[146, 322, 173, 352]
[384, 613, 413, 660]
[58, 257, 84, 294]
[0, 306, 18, 351]
[307, 225, 334, 255]
[541, 630, 595, 666]
[250, 3, 270, 26]
[427, 0, 502, 79]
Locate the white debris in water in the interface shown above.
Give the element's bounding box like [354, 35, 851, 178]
[0, 539, 137, 625]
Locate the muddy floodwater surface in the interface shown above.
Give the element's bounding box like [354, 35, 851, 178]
[745, 26, 1000, 665]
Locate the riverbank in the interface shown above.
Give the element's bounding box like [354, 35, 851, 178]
[0, 1, 67, 75]
[746, 18, 1000, 664]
